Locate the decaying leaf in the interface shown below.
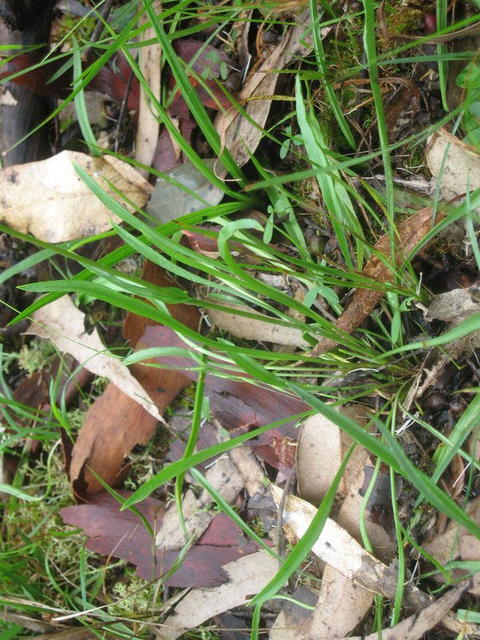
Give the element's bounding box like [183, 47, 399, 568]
[155, 455, 244, 549]
[130, 323, 309, 432]
[69, 261, 200, 496]
[146, 159, 225, 224]
[405, 286, 480, 403]
[424, 496, 480, 570]
[426, 128, 480, 200]
[271, 487, 477, 636]
[60, 493, 258, 587]
[214, 11, 312, 167]
[426, 286, 480, 324]
[28, 296, 163, 423]
[160, 552, 278, 640]
[0, 150, 151, 242]
[312, 206, 443, 356]
[69, 384, 159, 496]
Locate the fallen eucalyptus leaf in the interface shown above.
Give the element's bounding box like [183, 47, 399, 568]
[336, 582, 469, 640]
[28, 295, 163, 423]
[426, 128, 480, 200]
[0, 150, 151, 242]
[271, 487, 477, 636]
[214, 11, 312, 167]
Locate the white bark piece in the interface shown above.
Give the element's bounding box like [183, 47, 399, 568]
[0, 150, 151, 242]
[135, 1, 162, 170]
[159, 552, 278, 640]
[206, 304, 309, 347]
[28, 295, 163, 422]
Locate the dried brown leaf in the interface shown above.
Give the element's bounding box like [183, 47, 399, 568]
[160, 552, 278, 640]
[69, 384, 158, 495]
[426, 128, 480, 200]
[68, 262, 200, 496]
[0, 151, 151, 242]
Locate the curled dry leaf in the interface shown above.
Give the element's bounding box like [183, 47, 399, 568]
[0, 150, 151, 242]
[160, 552, 278, 640]
[312, 206, 443, 356]
[214, 10, 312, 167]
[29, 296, 163, 423]
[426, 128, 480, 200]
[271, 487, 477, 636]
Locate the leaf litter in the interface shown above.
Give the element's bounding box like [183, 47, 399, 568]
[3, 3, 480, 639]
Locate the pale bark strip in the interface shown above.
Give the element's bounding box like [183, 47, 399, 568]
[135, 0, 162, 171]
[271, 487, 478, 636]
[206, 304, 309, 347]
[158, 552, 278, 640]
[336, 581, 469, 640]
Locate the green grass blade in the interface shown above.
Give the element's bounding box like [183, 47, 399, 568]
[120, 412, 312, 509]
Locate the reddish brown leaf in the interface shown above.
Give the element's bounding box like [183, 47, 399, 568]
[70, 384, 158, 496]
[70, 261, 200, 498]
[254, 433, 297, 472]
[60, 493, 258, 587]
[173, 40, 229, 80]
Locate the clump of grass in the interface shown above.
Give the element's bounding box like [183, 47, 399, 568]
[2, 0, 480, 637]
